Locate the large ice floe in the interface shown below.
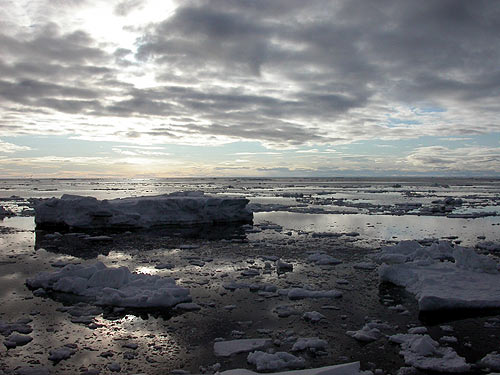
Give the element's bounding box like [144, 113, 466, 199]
[34, 191, 252, 229]
[26, 262, 191, 308]
[375, 240, 500, 312]
[219, 361, 373, 375]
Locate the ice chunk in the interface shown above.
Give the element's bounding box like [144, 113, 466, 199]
[477, 241, 500, 253]
[276, 259, 293, 273]
[14, 367, 50, 375]
[220, 362, 369, 375]
[389, 334, 470, 372]
[214, 338, 272, 357]
[479, 352, 500, 371]
[48, 346, 77, 362]
[26, 262, 191, 308]
[302, 311, 325, 322]
[291, 337, 328, 352]
[35, 192, 252, 229]
[247, 351, 306, 371]
[353, 262, 377, 270]
[346, 325, 381, 343]
[4, 333, 32, 348]
[378, 242, 500, 312]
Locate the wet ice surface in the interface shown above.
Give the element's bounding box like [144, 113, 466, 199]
[0, 178, 500, 374]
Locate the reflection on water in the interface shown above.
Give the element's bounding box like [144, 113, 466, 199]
[35, 222, 249, 259]
[256, 211, 500, 246]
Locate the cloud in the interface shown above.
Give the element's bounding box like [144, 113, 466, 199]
[406, 146, 500, 172]
[114, 0, 144, 16]
[0, 139, 31, 153]
[0, 0, 499, 174]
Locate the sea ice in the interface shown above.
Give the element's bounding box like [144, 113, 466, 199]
[274, 305, 300, 318]
[0, 320, 33, 336]
[219, 362, 371, 375]
[48, 345, 77, 362]
[389, 334, 470, 372]
[479, 352, 500, 371]
[214, 338, 272, 357]
[302, 311, 325, 322]
[276, 259, 293, 273]
[307, 252, 342, 265]
[291, 337, 328, 352]
[4, 333, 33, 348]
[35, 191, 252, 229]
[26, 262, 191, 308]
[346, 325, 382, 343]
[279, 288, 342, 300]
[377, 241, 500, 311]
[13, 367, 50, 375]
[477, 241, 500, 253]
[247, 351, 306, 371]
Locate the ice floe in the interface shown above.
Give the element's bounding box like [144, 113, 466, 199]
[247, 351, 306, 371]
[34, 191, 252, 229]
[26, 261, 191, 308]
[307, 252, 342, 265]
[479, 352, 500, 371]
[291, 337, 328, 352]
[389, 334, 470, 373]
[302, 311, 326, 322]
[219, 362, 371, 375]
[214, 338, 272, 357]
[376, 240, 500, 311]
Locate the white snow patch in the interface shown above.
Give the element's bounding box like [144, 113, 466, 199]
[26, 262, 191, 308]
[389, 334, 470, 372]
[378, 241, 500, 311]
[219, 362, 370, 375]
[247, 351, 305, 371]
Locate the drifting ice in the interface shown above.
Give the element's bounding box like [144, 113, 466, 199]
[26, 262, 191, 308]
[34, 192, 252, 229]
[376, 240, 500, 312]
[220, 362, 371, 375]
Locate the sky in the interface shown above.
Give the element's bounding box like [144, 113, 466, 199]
[0, 0, 499, 178]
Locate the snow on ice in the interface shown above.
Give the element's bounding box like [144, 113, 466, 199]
[376, 240, 500, 311]
[247, 351, 306, 371]
[389, 334, 470, 373]
[26, 262, 191, 308]
[34, 191, 252, 229]
[220, 362, 372, 375]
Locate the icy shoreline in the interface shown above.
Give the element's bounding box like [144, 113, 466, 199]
[34, 191, 253, 229]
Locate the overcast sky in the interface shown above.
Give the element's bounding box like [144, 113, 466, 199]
[1, 0, 499, 177]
